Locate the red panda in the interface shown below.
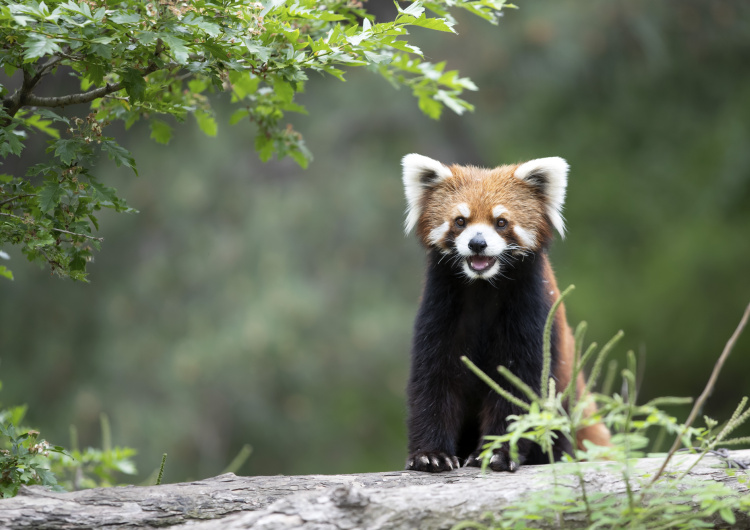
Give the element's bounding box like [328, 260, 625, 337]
[402, 154, 610, 473]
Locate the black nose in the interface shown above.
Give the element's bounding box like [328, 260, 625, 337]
[468, 235, 487, 253]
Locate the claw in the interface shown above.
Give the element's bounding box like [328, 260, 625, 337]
[406, 451, 461, 473]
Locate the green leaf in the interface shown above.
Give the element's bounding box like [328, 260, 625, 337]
[243, 40, 272, 62]
[24, 115, 60, 139]
[396, 1, 425, 18]
[100, 141, 137, 175]
[255, 134, 273, 162]
[405, 14, 456, 33]
[229, 109, 249, 125]
[229, 71, 260, 100]
[273, 80, 294, 103]
[260, 0, 286, 18]
[33, 467, 58, 487]
[363, 51, 392, 65]
[720, 508, 736, 525]
[0, 130, 24, 157]
[52, 139, 81, 165]
[434, 90, 473, 115]
[109, 12, 140, 24]
[0, 266, 13, 280]
[418, 94, 442, 119]
[120, 68, 147, 101]
[70, 254, 86, 272]
[38, 181, 63, 212]
[35, 109, 69, 125]
[188, 79, 207, 94]
[288, 148, 310, 169]
[194, 110, 218, 137]
[162, 35, 190, 64]
[149, 119, 172, 145]
[23, 36, 62, 60]
[88, 180, 116, 203]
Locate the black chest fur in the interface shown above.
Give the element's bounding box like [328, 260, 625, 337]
[406, 250, 562, 464]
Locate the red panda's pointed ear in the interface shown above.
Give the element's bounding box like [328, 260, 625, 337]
[401, 154, 453, 235]
[514, 157, 569, 238]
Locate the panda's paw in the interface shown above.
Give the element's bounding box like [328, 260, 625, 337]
[406, 451, 461, 472]
[464, 447, 519, 472]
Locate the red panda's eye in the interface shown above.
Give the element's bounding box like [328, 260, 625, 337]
[496, 218, 507, 228]
[455, 217, 466, 227]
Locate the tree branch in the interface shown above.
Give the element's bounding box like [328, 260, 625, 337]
[1, 40, 166, 124]
[0, 194, 33, 207]
[2, 451, 750, 529]
[0, 212, 103, 242]
[22, 82, 127, 109]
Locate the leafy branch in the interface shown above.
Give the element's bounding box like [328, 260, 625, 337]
[0, 0, 513, 280]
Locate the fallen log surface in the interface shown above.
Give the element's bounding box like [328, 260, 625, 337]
[1, 449, 749, 529]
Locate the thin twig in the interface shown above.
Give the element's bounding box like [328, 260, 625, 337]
[50, 226, 103, 242]
[0, 194, 33, 207]
[0, 212, 103, 241]
[650, 300, 750, 485]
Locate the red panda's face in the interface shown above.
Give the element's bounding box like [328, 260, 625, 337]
[402, 154, 569, 281]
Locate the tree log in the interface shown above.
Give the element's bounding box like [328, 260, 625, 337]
[1, 450, 749, 529]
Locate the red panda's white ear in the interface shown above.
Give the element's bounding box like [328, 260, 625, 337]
[402, 154, 453, 235]
[514, 157, 569, 238]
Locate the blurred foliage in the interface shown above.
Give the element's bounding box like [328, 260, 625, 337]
[0, 0, 749, 485]
[0, 391, 64, 497]
[0, 0, 509, 280]
[1, 388, 137, 496]
[49, 415, 138, 490]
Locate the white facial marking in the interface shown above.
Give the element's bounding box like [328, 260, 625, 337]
[492, 205, 507, 218]
[457, 203, 471, 218]
[401, 154, 453, 235]
[454, 223, 508, 257]
[427, 221, 450, 246]
[514, 157, 569, 238]
[513, 225, 537, 249]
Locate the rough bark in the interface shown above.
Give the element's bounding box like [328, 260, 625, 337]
[1, 450, 749, 529]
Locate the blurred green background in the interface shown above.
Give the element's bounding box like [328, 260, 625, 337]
[2, 0, 749, 484]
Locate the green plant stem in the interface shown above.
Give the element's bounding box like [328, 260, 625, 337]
[583, 330, 624, 397]
[156, 453, 167, 486]
[541, 284, 575, 400]
[221, 444, 253, 475]
[100, 413, 111, 453]
[650, 300, 750, 485]
[574, 466, 593, 523]
[462, 357, 530, 411]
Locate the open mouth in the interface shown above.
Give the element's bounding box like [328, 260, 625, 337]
[467, 255, 497, 273]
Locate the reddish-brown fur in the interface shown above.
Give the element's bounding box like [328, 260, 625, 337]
[416, 164, 553, 253]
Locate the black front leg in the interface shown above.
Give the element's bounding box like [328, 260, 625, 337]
[406, 377, 465, 472]
[462, 393, 532, 472]
[465, 388, 573, 471]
